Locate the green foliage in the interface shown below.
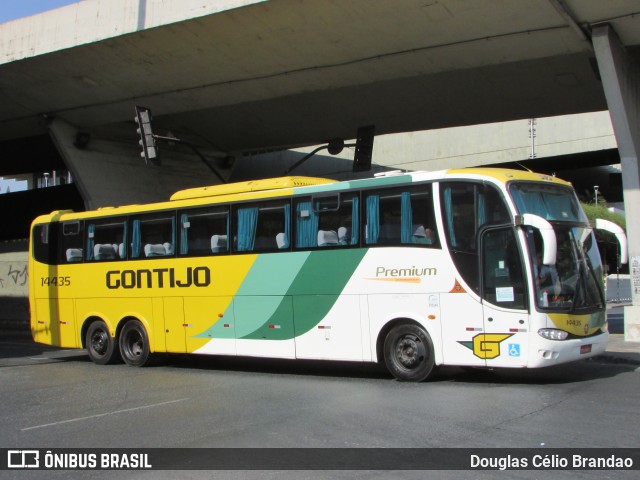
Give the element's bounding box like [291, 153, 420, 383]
[581, 203, 626, 230]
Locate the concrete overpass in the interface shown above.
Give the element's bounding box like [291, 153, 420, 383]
[1, 0, 640, 337]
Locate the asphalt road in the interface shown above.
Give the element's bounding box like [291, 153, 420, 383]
[1, 337, 639, 480]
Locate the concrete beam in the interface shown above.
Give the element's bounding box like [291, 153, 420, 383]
[592, 24, 640, 342]
[47, 118, 228, 210]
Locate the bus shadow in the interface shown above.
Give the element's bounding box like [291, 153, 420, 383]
[434, 359, 638, 385]
[3, 339, 635, 385]
[160, 353, 392, 380]
[0, 340, 90, 366]
[157, 353, 636, 384]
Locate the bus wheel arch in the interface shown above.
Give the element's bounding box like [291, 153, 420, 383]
[118, 318, 152, 367]
[378, 319, 436, 382]
[83, 317, 121, 365]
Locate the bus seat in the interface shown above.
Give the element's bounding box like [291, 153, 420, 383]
[66, 248, 83, 262]
[276, 232, 288, 249]
[338, 227, 349, 245]
[211, 235, 227, 253]
[94, 244, 117, 260]
[144, 244, 166, 257]
[318, 230, 338, 247]
[412, 225, 433, 244]
[118, 243, 125, 259]
[163, 242, 174, 255]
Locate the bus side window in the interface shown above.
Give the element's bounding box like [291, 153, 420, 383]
[178, 206, 229, 256]
[295, 193, 359, 249]
[86, 218, 127, 261]
[129, 213, 175, 259]
[364, 185, 438, 247]
[235, 200, 290, 253]
[60, 221, 84, 263]
[32, 223, 58, 265]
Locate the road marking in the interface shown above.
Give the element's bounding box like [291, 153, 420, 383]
[22, 398, 189, 431]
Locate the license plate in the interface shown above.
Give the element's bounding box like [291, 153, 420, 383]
[580, 344, 592, 354]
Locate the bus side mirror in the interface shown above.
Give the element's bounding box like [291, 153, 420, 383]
[515, 214, 557, 265]
[595, 218, 628, 265]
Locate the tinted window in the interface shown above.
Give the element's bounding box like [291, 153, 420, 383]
[295, 193, 359, 248]
[364, 185, 438, 247]
[87, 218, 127, 261]
[32, 223, 57, 265]
[178, 206, 229, 256]
[441, 182, 510, 293]
[235, 200, 290, 252]
[60, 221, 84, 263]
[130, 213, 175, 259]
[482, 227, 527, 309]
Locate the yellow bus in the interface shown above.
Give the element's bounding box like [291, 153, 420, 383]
[29, 168, 626, 381]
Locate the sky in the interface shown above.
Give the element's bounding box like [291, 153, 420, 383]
[0, 0, 81, 25]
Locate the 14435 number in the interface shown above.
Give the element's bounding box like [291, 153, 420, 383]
[40, 276, 71, 287]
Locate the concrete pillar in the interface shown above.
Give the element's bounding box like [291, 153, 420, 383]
[592, 25, 640, 342]
[47, 118, 228, 210]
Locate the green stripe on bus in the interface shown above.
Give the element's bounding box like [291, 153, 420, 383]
[295, 175, 413, 195]
[239, 249, 367, 340]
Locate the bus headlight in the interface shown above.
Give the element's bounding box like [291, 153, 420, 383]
[538, 329, 569, 341]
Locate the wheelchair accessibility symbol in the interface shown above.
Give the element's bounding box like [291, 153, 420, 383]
[508, 344, 521, 357]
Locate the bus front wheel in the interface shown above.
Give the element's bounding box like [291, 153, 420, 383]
[86, 320, 120, 365]
[119, 321, 152, 367]
[383, 323, 435, 382]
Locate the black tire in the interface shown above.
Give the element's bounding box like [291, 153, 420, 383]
[86, 320, 120, 365]
[383, 323, 435, 382]
[119, 321, 152, 367]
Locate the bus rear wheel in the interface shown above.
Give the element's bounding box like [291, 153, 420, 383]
[119, 321, 152, 367]
[86, 320, 120, 365]
[383, 323, 435, 382]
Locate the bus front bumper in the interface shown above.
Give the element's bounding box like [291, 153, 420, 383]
[528, 331, 608, 368]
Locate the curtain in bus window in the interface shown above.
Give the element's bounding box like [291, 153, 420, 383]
[351, 196, 359, 245]
[179, 214, 189, 255]
[545, 194, 579, 221]
[237, 207, 258, 251]
[443, 187, 457, 247]
[400, 192, 412, 244]
[365, 195, 380, 244]
[513, 189, 546, 218]
[295, 201, 318, 248]
[86, 223, 95, 261]
[131, 219, 142, 258]
[282, 204, 291, 248]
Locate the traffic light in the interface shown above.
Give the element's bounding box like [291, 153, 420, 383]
[352, 125, 375, 172]
[134, 106, 159, 165]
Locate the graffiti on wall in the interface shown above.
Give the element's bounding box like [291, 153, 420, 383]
[0, 262, 28, 295]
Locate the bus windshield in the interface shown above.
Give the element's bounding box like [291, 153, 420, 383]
[510, 182, 587, 222]
[510, 183, 604, 312]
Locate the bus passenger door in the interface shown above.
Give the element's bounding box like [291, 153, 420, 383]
[480, 227, 529, 367]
